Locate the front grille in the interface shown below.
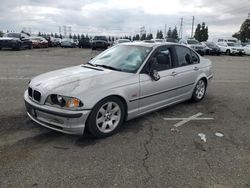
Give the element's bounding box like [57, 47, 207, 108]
[33, 90, 41, 102]
[28, 87, 33, 97]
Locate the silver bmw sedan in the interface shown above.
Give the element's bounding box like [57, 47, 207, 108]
[24, 42, 213, 138]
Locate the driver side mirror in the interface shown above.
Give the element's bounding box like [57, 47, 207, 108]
[147, 58, 160, 81]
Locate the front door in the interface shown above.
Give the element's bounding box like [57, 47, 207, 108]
[138, 46, 178, 115]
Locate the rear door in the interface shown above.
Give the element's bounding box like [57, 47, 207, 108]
[172, 46, 200, 98]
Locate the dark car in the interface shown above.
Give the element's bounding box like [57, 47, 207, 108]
[91, 36, 109, 50]
[0, 33, 32, 50]
[202, 42, 221, 55]
[79, 37, 91, 48]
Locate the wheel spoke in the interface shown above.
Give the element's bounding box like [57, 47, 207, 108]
[97, 117, 104, 125]
[99, 107, 106, 115]
[107, 102, 113, 111]
[111, 106, 120, 114]
[111, 115, 120, 122]
[101, 122, 108, 131]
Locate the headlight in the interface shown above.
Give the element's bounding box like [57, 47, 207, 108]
[45, 94, 83, 110]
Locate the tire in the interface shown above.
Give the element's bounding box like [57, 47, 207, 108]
[29, 44, 33, 49]
[14, 43, 21, 51]
[92, 47, 96, 50]
[86, 96, 125, 138]
[226, 50, 230, 55]
[191, 79, 207, 102]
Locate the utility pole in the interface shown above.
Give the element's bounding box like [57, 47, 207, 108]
[165, 24, 167, 38]
[191, 16, 194, 38]
[179, 17, 183, 39]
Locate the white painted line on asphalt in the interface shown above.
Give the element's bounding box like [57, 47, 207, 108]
[0, 77, 31, 80]
[163, 117, 214, 120]
[163, 112, 214, 128]
[214, 80, 249, 83]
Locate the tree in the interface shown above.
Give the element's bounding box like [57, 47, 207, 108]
[140, 33, 146, 41]
[167, 28, 172, 38]
[54, 33, 59, 38]
[156, 30, 163, 39]
[146, 33, 153, 40]
[38, 32, 42, 36]
[194, 22, 208, 42]
[59, 34, 63, 39]
[194, 24, 202, 41]
[69, 34, 72, 39]
[171, 26, 178, 39]
[134, 34, 140, 41]
[73, 34, 77, 39]
[233, 17, 250, 42]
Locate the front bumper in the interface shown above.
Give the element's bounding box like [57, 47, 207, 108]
[24, 91, 91, 135]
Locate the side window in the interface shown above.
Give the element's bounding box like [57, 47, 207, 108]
[152, 48, 172, 71]
[190, 50, 199, 64]
[175, 46, 193, 67]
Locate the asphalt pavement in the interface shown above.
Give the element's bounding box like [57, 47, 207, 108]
[0, 48, 250, 188]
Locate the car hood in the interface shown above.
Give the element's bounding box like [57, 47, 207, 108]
[29, 65, 133, 97]
[230, 46, 244, 50]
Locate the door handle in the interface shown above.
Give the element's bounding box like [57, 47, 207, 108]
[194, 67, 199, 71]
[171, 71, 177, 76]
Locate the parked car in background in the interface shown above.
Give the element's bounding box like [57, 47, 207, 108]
[73, 39, 79, 47]
[212, 37, 239, 44]
[217, 42, 245, 56]
[61, 38, 77, 48]
[165, 38, 179, 43]
[29, 37, 48, 48]
[151, 39, 165, 43]
[244, 44, 250, 55]
[201, 42, 221, 55]
[78, 37, 91, 48]
[91, 36, 109, 50]
[179, 39, 206, 56]
[24, 42, 213, 138]
[52, 38, 61, 47]
[113, 39, 131, 45]
[0, 32, 32, 50]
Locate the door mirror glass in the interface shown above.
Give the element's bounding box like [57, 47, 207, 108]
[148, 58, 160, 81]
[150, 69, 160, 81]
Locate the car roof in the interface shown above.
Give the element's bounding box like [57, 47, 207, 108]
[120, 41, 181, 48]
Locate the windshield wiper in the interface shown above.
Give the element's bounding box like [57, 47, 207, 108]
[95, 64, 122, 71]
[85, 62, 96, 67]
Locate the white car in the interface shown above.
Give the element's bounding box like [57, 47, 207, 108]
[24, 42, 213, 137]
[217, 42, 245, 55]
[244, 44, 250, 55]
[113, 39, 131, 45]
[61, 38, 76, 48]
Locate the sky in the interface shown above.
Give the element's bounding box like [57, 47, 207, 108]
[0, 0, 249, 38]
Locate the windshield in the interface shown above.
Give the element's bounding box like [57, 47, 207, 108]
[4, 33, 20, 38]
[93, 36, 107, 41]
[89, 45, 152, 73]
[187, 40, 200, 45]
[227, 43, 235, 46]
[205, 42, 217, 48]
